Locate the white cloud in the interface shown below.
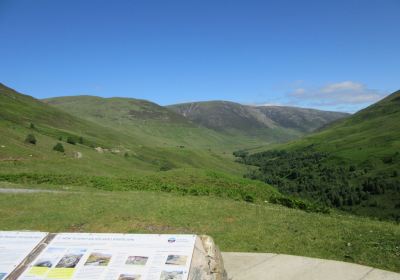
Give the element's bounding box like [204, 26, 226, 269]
[292, 88, 306, 96]
[252, 102, 284, 107]
[287, 81, 386, 112]
[320, 81, 364, 93]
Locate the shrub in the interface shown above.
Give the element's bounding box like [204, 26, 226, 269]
[25, 134, 37, 144]
[270, 195, 330, 214]
[29, 123, 35, 129]
[159, 160, 175, 171]
[53, 143, 65, 153]
[233, 150, 249, 158]
[67, 136, 76, 145]
[369, 200, 378, 207]
[243, 194, 254, 203]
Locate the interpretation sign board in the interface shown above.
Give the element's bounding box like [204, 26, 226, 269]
[0, 231, 47, 280]
[18, 233, 196, 280]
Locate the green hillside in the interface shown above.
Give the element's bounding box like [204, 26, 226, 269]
[238, 90, 400, 220]
[0, 83, 247, 175]
[1, 82, 288, 204]
[168, 101, 349, 142]
[44, 96, 266, 151]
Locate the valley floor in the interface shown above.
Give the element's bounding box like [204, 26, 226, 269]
[0, 183, 399, 272]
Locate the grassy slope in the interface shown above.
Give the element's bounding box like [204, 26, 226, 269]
[0, 83, 246, 175]
[284, 90, 400, 183]
[0, 82, 280, 212]
[242, 90, 400, 219]
[0, 185, 398, 272]
[44, 96, 266, 151]
[285, 90, 400, 162]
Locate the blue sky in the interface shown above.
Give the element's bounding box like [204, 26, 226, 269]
[0, 0, 399, 112]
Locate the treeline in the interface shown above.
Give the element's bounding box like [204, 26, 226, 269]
[234, 149, 400, 220]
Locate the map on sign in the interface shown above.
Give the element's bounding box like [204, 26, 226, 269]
[18, 233, 196, 280]
[0, 231, 48, 280]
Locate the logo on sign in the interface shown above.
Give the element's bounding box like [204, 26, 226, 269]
[168, 237, 176, 243]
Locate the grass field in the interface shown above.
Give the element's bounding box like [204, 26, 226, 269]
[0, 185, 399, 272]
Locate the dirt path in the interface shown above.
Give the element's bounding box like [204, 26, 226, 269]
[0, 188, 66, 194]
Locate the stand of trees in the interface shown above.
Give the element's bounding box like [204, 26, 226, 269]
[235, 148, 400, 220]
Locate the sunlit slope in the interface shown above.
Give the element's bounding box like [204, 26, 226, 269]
[0, 84, 139, 149]
[286, 90, 400, 161]
[241, 90, 400, 220]
[44, 96, 265, 151]
[0, 83, 245, 174]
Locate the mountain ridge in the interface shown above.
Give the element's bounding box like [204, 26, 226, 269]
[43, 95, 258, 150]
[45, 95, 349, 145]
[167, 100, 349, 138]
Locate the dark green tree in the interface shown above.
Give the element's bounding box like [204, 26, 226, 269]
[67, 136, 76, 145]
[25, 134, 37, 145]
[53, 143, 65, 153]
[233, 150, 249, 158]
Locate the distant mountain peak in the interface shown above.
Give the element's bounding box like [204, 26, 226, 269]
[167, 101, 349, 135]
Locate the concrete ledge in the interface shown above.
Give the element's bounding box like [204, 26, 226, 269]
[222, 252, 400, 280]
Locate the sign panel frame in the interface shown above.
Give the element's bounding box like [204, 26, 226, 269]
[18, 233, 196, 280]
[0, 231, 48, 280]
